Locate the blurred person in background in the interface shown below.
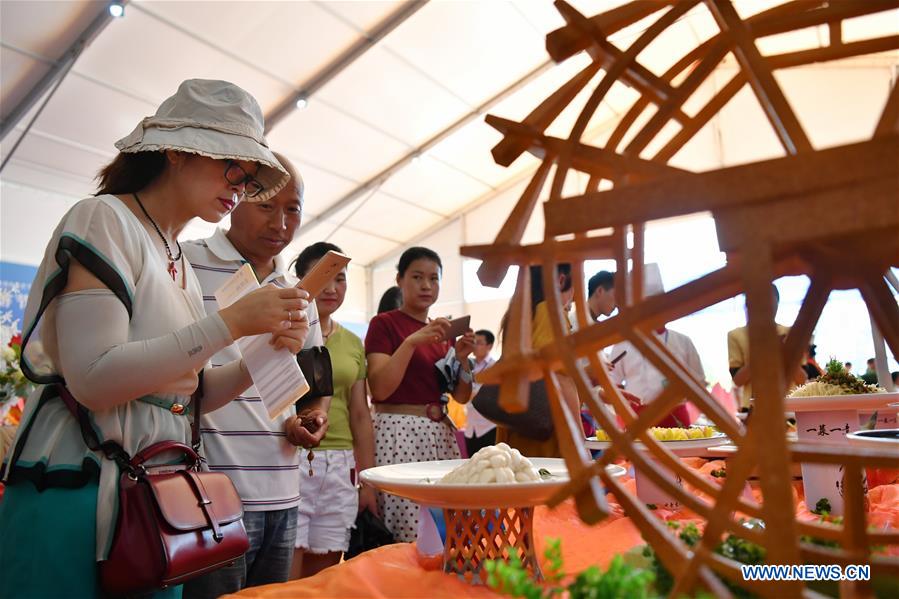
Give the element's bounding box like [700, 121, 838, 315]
[376, 286, 403, 314]
[463, 329, 497, 456]
[861, 358, 879, 385]
[587, 270, 617, 321]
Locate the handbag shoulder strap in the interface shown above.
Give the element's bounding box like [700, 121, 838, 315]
[57, 369, 205, 471]
[191, 369, 203, 451]
[57, 384, 133, 472]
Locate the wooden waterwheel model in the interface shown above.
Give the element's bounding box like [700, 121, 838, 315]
[461, 1, 899, 596]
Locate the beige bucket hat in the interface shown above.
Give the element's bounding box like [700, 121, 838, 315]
[115, 79, 288, 202]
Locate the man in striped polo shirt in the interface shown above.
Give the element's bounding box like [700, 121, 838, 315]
[183, 154, 329, 598]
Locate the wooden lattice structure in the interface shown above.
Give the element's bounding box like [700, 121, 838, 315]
[443, 507, 541, 584]
[463, 1, 899, 597]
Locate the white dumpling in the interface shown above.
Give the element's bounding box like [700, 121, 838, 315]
[496, 467, 516, 483]
[489, 453, 509, 469]
[438, 443, 543, 484]
[477, 469, 496, 484]
[515, 469, 537, 482]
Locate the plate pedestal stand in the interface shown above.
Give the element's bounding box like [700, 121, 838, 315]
[442, 506, 541, 584]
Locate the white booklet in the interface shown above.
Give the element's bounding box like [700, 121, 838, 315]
[214, 264, 309, 419]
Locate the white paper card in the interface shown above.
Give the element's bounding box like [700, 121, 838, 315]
[213, 263, 258, 309]
[214, 264, 309, 419]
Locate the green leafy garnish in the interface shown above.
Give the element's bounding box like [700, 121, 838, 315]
[812, 497, 832, 515]
[710, 468, 727, 478]
[567, 555, 655, 599]
[800, 514, 843, 549]
[538, 468, 553, 480]
[643, 520, 764, 598]
[485, 538, 655, 599]
[813, 359, 882, 394]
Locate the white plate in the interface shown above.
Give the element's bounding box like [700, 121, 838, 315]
[360, 458, 627, 509]
[708, 431, 798, 455]
[846, 428, 899, 450]
[784, 392, 899, 413]
[584, 431, 728, 453]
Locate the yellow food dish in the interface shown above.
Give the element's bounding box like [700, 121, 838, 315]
[593, 426, 718, 442]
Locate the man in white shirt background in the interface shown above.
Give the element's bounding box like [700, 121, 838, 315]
[463, 329, 497, 456]
[608, 265, 705, 428]
[587, 270, 617, 321]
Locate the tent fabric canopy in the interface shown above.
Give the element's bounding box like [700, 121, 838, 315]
[2, 0, 898, 312]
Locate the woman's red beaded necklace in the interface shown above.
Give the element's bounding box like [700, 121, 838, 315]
[133, 192, 182, 282]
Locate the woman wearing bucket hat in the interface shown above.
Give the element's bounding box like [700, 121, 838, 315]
[0, 79, 326, 598]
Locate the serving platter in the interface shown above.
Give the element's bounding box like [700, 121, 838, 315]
[584, 431, 729, 454]
[360, 458, 626, 509]
[784, 392, 899, 413]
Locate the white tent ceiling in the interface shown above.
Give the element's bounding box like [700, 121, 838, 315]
[2, 0, 898, 275]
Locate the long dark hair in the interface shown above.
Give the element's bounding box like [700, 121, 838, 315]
[528, 264, 572, 318]
[499, 263, 573, 342]
[377, 286, 403, 314]
[396, 246, 442, 277]
[95, 151, 167, 196]
[294, 241, 344, 278]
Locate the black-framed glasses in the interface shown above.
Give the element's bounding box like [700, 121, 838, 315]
[224, 161, 264, 198]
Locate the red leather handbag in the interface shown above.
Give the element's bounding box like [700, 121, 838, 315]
[59, 381, 249, 596]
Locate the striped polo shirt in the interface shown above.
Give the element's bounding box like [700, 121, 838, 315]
[184, 228, 322, 512]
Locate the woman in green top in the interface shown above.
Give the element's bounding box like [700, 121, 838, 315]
[290, 242, 376, 578]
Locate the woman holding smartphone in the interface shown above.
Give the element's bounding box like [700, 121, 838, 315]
[365, 247, 475, 541]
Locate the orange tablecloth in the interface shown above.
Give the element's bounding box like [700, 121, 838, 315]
[230, 461, 899, 599]
[228, 496, 647, 599]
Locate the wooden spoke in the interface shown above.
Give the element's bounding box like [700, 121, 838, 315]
[673, 433, 765, 595]
[656, 73, 746, 162]
[749, 1, 899, 38]
[543, 369, 608, 523]
[462, 235, 616, 267]
[497, 267, 534, 413]
[782, 275, 832, 378]
[875, 78, 899, 138]
[485, 115, 685, 181]
[741, 243, 801, 567]
[623, 36, 731, 156]
[628, 329, 744, 441]
[553, 0, 696, 123]
[706, 0, 812, 154]
[829, 20, 842, 46]
[544, 135, 898, 236]
[491, 62, 601, 166]
[475, 159, 553, 287]
[475, 1, 899, 594]
[770, 34, 899, 69]
[546, 1, 675, 62]
[858, 273, 899, 361]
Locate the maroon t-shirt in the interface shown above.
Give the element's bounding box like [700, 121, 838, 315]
[364, 309, 450, 406]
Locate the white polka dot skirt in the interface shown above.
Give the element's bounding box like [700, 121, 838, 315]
[374, 413, 461, 542]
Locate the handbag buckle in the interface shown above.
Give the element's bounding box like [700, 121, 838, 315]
[127, 464, 147, 482]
